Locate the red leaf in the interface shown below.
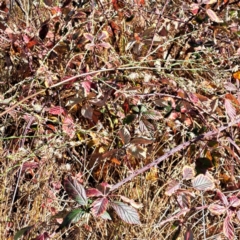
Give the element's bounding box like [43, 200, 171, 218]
[86, 188, 103, 197]
[184, 117, 193, 126]
[48, 106, 66, 115]
[190, 3, 199, 15]
[0, 1, 9, 13]
[64, 176, 88, 206]
[159, 209, 190, 226]
[208, 203, 226, 215]
[224, 82, 238, 92]
[216, 190, 229, 206]
[206, 9, 223, 23]
[112, 0, 121, 10]
[96, 182, 111, 195]
[62, 75, 78, 89]
[81, 81, 93, 94]
[111, 201, 141, 224]
[85, 43, 95, 50]
[98, 42, 111, 49]
[184, 228, 194, 240]
[123, 99, 130, 114]
[223, 215, 235, 240]
[62, 115, 75, 138]
[91, 197, 109, 217]
[109, 21, 121, 35]
[46, 124, 56, 132]
[98, 31, 109, 41]
[168, 112, 179, 120]
[188, 93, 199, 104]
[51, 181, 61, 191]
[182, 166, 195, 180]
[23, 34, 31, 43]
[165, 180, 180, 196]
[22, 161, 39, 173]
[26, 38, 38, 49]
[225, 98, 236, 121]
[83, 33, 94, 42]
[92, 110, 101, 124]
[34, 232, 50, 240]
[229, 196, 240, 207]
[50, 6, 62, 15]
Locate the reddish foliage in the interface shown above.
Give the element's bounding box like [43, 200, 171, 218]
[1, 0, 240, 238]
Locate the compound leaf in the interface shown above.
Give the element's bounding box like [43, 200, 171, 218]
[91, 197, 109, 217]
[111, 201, 141, 224]
[64, 176, 88, 206]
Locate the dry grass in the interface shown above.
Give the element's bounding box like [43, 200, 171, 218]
[0, 0, 240, 239]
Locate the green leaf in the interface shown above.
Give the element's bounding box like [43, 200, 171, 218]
[132, 106, 140, 113]
[56, 208, 85, 232]
[164, 105, 172, 115]
[143, 110, 162, 120]
[100, 211, 112, 220]
[172, 226, 181, 240]
[14, 226, 33, 240]
[123, 114, 136, 125]
[140, 105, 147, 113]
[175, 104, 181, 112]
[195, 157, 213, 174]
[207, 140, 218, 148]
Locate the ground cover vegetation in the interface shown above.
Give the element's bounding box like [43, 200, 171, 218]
[0, 0, 240, 239]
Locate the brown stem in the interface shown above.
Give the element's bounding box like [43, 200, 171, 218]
[0, 68, 116, 118]
[146, 0, 170, 56]
[0, 66, 162, 118]
[110, 117, 240, 192]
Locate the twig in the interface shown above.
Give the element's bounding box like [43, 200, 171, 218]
[20, 115, 35, 147]
[146, 0, 169, 56]
[0, 65, 183, 118]
[0, 68, 115, 118]
[201, 193, 207, 239]
[228, 137, 240, 156]
[8, 164, 23, 218]
[110, 117, 240, 192]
